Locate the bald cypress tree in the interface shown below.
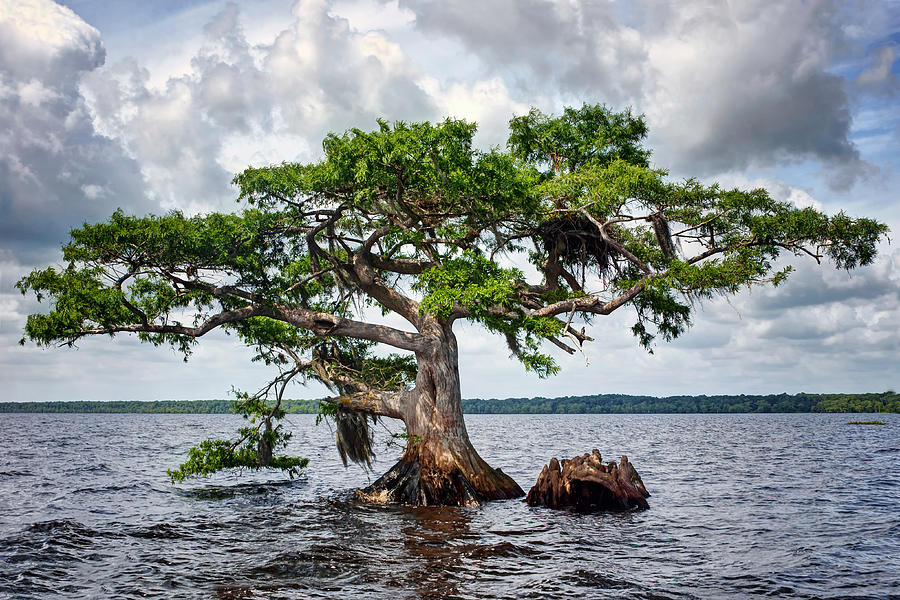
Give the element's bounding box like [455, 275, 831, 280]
[19, 105, 888, 505]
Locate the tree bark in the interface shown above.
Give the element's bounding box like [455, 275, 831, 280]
[357, 324, 524, 506]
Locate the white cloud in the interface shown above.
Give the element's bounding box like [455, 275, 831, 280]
[0, 0, 104, 74]
[639, 1, 868, 188]
[399, 0, 876, 190]
[712, 174, 824, 211]
[420, 76, 530, 147]
[77, 0, 438, 213]
[402, 0, 650, 105]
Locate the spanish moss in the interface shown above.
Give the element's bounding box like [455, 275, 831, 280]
[335, 409, 376, 468]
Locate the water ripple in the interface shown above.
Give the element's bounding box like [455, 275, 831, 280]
[0, 412, 897, 598]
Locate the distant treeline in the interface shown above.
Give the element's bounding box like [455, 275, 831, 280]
[462, 392, 900, 414]
[0, 399, 317, 414]
[1, 392, 898, 414]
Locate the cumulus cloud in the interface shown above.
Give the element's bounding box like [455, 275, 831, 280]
[634, 1, 873, 189]
[3, 0, 897, 400]
[751, 249, 900, 315]
[0, 0, 150, 262]
[1, 0, 445, 400]
[78, 0, 438, 213]
[400, 0, 874, 189]
[604, 250, 900, 395]
[400, 0, 649, 105]
[712, 173, 825, 211]
[419, 76, 529, 147]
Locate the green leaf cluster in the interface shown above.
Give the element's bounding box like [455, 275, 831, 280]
[167, 387, 308, 483]
[167, 439, 308, 483]
[509, 103, 650, 174]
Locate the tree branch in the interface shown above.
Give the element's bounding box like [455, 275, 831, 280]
[72, 294, 425, 352]
[368, 254, 436, 275]
[331, 388, 412, 420]
[77, 305, 267, 339]
[275, 305, 425, 352]
[529, 279, 648, 318]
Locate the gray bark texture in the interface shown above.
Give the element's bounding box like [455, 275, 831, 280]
[355, 324, 523, 506]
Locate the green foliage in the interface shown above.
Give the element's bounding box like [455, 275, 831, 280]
[416, 251, 563, 376]
[628, 286, 692, 350]
[314, 399, 379, 468]
[416, 251, 523, 319]
[18, 105, 888, 372]
[167, 439, 308, 483]
[0, 400, 238, 413]
[167, 386, 308, 483]
[387, 428, 423, 451]
[508, 103, 650, 173]
[462, 391, 900, 414]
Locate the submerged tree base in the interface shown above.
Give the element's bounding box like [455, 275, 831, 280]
[526, 451, 650, 511]
[357, 457, 524, 507]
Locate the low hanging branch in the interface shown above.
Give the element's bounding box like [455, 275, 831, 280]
[167, 363, 307, 483]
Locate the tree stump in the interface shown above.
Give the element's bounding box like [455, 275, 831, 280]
[525, 450, 650, 511]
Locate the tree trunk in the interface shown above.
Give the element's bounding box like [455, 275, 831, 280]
[358, 325, 523, 506]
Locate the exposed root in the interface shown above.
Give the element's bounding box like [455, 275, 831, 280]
[357, 458, 523, 507]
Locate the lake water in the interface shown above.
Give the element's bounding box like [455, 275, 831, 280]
[0, 412, 898, 599]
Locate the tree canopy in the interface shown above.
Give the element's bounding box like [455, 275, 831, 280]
[18, 104, 888, 502]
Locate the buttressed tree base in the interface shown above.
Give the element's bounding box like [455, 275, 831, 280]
[19, 104, 888, 506]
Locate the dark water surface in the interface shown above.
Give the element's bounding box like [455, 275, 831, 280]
[0, 413, 898, 599]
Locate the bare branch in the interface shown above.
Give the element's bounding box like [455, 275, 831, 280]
[530, 279, 648, 318]
[350, 253, 422, 326]
[165, 274, 257, 302]
[284, 267, 337, 293]
[361, 224, 391, 254]
[274, 305, 425, 352]
[671, 214, 721, 237]
[368, 254, 435, 275]
[78, 305, 267, 339]
[547, 336, 576, 354]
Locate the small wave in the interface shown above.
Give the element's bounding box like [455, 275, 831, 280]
[0, 470, 32, 478]
[24, 519, 97, 536]
[126, 522, 186, 540]
[466, 541, 541, 559]
[81, 463, 114, 473]
[174, 478, 304, 500]
[72, 483, 145, 495]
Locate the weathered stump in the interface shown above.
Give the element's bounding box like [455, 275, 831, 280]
[525, 450, 650, 511]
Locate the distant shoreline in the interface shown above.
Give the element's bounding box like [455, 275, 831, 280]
[1, 392, 897, 414]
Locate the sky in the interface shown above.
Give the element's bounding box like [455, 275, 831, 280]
[1, 0, 899, 402]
